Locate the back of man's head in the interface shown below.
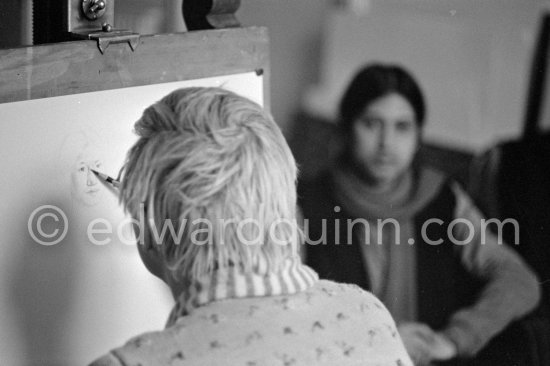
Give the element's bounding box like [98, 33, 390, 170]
[120, 87, 299, 283]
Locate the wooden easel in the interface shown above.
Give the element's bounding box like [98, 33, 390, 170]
[1, 0, 270, 109]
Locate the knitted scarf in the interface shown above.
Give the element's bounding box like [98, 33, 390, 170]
[331, 162, 444, 221]
[330, 161, 445, 322]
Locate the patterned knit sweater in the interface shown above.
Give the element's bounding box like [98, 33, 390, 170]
[89, 277, 412, 366]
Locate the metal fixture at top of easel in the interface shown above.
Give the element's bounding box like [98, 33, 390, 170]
[81, 0, 107, 21]
[65, 0, 140, 54]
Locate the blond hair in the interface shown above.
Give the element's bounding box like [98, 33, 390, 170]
[120, 87, 299, 282]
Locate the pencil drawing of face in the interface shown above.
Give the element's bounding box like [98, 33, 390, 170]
[61, 130, 106, 207]
[71, 147, 104, 206]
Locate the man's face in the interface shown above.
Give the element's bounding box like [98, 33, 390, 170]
[351, 93, 419, 188]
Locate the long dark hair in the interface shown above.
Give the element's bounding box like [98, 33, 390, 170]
[338, 63, 426, 133]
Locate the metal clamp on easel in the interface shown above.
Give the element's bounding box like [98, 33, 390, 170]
[65, 0, 140, 53]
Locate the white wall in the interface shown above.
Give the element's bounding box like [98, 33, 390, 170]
[239, 0, 330, 135]
[116, 0, 186, 35]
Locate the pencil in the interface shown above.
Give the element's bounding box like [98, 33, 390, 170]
[91, 169, 121, 189]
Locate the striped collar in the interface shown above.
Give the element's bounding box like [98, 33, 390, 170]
[166, 256, 318, 327]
